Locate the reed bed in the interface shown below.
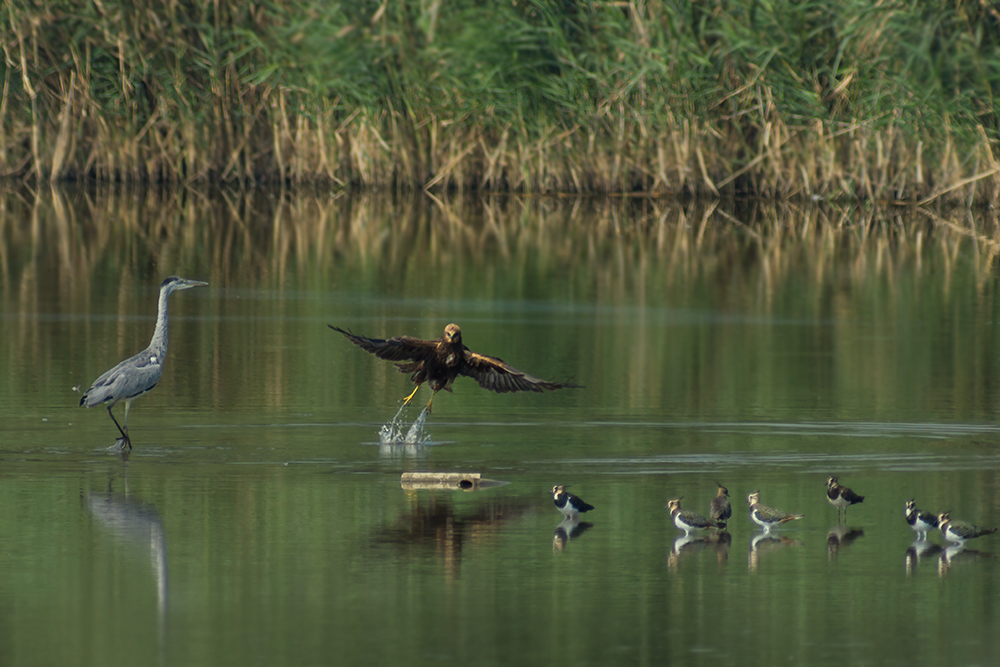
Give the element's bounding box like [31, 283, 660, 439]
[2, 1, 1000, 203]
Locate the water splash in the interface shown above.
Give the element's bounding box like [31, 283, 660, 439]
[378, 403, 431, 445]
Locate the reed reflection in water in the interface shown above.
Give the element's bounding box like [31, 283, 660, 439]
[6, 185, 1000, 427]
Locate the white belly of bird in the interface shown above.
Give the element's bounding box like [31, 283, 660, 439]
[675, 512, 713, 534]
[942, 526, 965, 543]
[750, 509, 774, 529]
[673, 514, 696, 533]
[558, 503, 579, 519]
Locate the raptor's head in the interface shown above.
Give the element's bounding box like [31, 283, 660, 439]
[443, 323, 462, 344]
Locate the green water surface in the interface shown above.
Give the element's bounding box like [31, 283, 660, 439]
[1, 189, 999, 666]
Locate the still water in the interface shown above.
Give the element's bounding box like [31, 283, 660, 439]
[2, 188, 1000, 666]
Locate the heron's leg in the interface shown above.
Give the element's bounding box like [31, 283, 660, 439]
[402, 384, 421, 406]
[107, 405, 129, 444]
[122, 400, 133, 449]
[106, 402, 133, 450]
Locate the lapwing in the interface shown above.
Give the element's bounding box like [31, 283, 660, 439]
[551, 485, 595, 520]
[937, 511, 997, 546]
[710, 482, 732, 529]
[666, 497, 725, 537]
[825, 477, 864, 523]
[904, 499, 938, 541]
[747, 490, 804, 533]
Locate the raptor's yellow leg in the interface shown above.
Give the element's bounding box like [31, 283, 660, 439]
[425, 392, 436, 414]
[402, 384, 421, 406]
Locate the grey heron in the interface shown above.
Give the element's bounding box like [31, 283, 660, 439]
[80, 276, 208, 450]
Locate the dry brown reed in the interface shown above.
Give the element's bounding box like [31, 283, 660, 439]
[3, 2, 1000, 203]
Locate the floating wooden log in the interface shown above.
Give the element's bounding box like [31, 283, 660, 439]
[400, 471, 508, 491]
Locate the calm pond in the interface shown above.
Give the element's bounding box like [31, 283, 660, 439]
[2, 188, 1000, 666]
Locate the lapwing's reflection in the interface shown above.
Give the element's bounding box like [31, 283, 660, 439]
[86, 477, 167, 661]
[826, 525, 864, 560]
[748, 531, 800, 574]
[667, 530, 731, 572]
[710, 530, 733, 565]
[552, 518, 594, 553]
[937, 544, 995, 578]
[905, 538, 944, 576]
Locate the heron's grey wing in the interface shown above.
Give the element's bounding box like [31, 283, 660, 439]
[328, 326, 437, 362]
[458, 350, 576, 394]
[80, 349, 163, 407]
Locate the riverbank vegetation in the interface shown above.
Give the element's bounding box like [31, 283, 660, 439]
[2, 1, 1000, 203]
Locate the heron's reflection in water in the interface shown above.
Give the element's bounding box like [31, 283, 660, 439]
[86, 479, 167, 661]
[748, 532, 801, 574]
[904, 539, 944, 576]
[667, 530, 731, 572]
[552, 518, 594, 553]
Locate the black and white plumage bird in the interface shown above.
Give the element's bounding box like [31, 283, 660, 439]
[826, 477, 864, 523]
[667, 497, 725, 537]
[710, 482, 732, 529]
[79, 276, 208, 450]
[747, 491, 804, 533]
[937, 512, 997, 545]
[551, 485, 595, 520]
[905, 499, 939, 541]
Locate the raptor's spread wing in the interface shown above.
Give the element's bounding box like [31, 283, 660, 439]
[329, 325, 437, 362]
[459, 351, 575, 394]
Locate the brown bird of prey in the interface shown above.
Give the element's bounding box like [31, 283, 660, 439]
[329, 323, 577, 412]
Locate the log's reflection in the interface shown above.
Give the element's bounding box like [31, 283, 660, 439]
[373, 493, 532, 579]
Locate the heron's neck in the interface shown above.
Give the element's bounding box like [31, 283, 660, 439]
[148, 286, 171, 360]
